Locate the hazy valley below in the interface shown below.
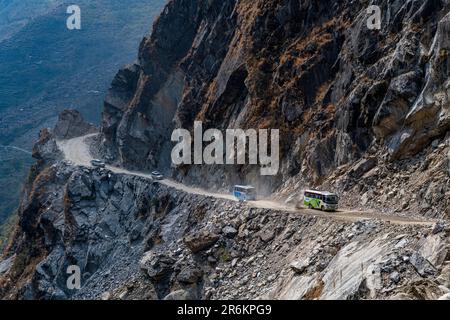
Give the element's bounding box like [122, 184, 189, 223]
[0, 0, 166, 225]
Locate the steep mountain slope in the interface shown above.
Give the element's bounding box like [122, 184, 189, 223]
[0, 0, 450, 300]
[0, 0, 166, 224]
[101, 0, 450, 218]
[0, 127, 447, 300]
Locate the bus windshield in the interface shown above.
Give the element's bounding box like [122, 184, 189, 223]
[233, 185, 256, 201]
[235, 187, 255, 195]
[324, 195, 338, 204]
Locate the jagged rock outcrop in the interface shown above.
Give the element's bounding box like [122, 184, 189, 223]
[32, 128, 63, 165]
[53, 109, 97, 140]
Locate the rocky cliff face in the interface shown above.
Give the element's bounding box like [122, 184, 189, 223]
[53, 110, 97, 140]
[1, 0, 450, 300]
[0, 128, 449, 300]
[101, 0, 450, 216]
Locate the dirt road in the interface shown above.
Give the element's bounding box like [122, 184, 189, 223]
[57, 134, 434, 226]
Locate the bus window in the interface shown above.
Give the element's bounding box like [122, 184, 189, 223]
[325, 195, 338, 204]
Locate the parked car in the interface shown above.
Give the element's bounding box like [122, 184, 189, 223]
[90, 159, 106, 168]
[151, 171, 164, 180]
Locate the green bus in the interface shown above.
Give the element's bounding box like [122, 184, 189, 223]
[301, 190, 339, 211]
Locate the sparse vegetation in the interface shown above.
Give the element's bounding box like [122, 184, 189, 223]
[218, 247, 232, 263]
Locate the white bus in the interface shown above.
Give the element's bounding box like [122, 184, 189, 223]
[299, 190, 339, 211]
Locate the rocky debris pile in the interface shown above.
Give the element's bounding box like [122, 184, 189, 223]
[0, 104, 449, 301]
[53, 109, 97, 140]
[2, 0, 450, 302]
[0, 154, 449, 300]
[328, 135, 450, 219]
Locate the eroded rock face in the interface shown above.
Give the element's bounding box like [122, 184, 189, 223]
[0, 154, 449, 300]
[100, 0, 449, 197]
[2, 0, 450, 301]
[391, 10, 450, 159]
[53, 109, 97, 140]
[32, 128, 63, 164]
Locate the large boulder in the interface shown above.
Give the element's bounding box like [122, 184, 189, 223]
[140, 252, 175, 281]
[372, 71, 422, 139]
[290, 257, 311, 274]
[349, 157, 377, 179]
[184, 229, 220, 253]
[177, 264, 203, 284]
[409, 252, 437, 277]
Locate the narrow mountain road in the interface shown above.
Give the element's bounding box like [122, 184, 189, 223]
[57, 134, 435, 226]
